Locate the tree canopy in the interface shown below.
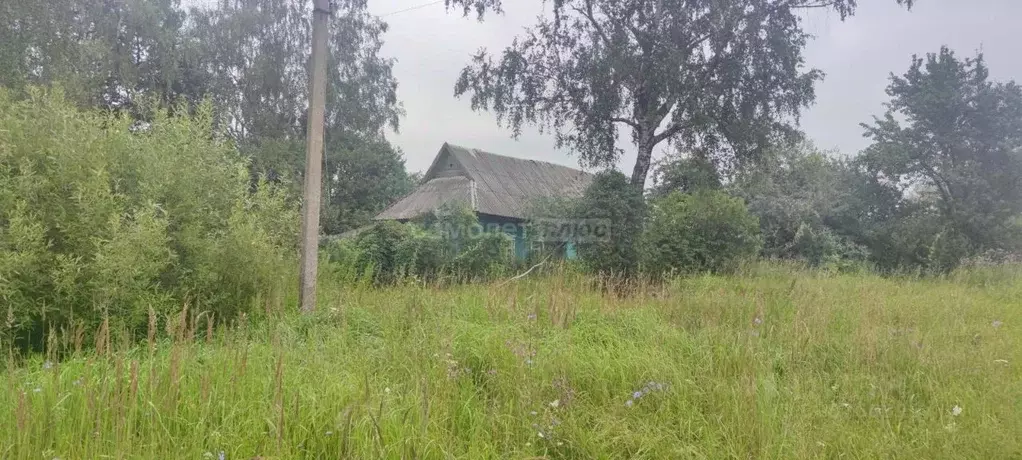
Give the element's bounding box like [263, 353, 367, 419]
[0, 0, 414, 235]
[861, 46, 1022, 256]
[451, 0, 915, 188]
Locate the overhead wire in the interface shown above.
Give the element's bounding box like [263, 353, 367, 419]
[380, 0, 445, 17]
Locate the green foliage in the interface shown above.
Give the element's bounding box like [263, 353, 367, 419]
[643, 191, 761, 275]
[790, 223, 869, 270]
[728, 142, 870, 267]
[860, 46, 1022, 269]
[353, 221, 414, 284]
[0, 0, 411, 238]
[649, 153, 722, 199]
[575, 171, 645, 276]
[454, 0, 913, 186]
[188, 0, 402, 140]
[345, 206, 514, 284]
[322, 138, 415, 234]
[0, 88, 297, 350]
[189, 0, 409, 235]
[0, 0, 202, 112]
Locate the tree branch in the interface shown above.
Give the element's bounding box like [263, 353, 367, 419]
[573, 0, 612, 49]
[610, 116, 640, 129]
[653, 120, 688, 145]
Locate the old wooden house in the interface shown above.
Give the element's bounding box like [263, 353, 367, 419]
[374, 143, 593, 259]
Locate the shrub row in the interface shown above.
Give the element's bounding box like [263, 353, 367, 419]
[323, 205, 516, 285]
[0, 89, 298, 350]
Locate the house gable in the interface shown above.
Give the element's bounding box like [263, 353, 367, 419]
[423, 143, 473, 181]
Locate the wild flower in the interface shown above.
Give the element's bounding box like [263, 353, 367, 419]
[552, 377, 575, 407]
[443, 354, 470, 380]
[992, 320, 1003, 328]
[506, 340, 537, 366]
[549, 399, 560, 408]
[952, 405, 962, 416]
[42, 361, 53, 370]
[218, 452, 225, 460]
[527, 313, 537, 321]
[626, 380, 669, 406]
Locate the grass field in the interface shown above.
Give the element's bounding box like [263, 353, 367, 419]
[2, 264, 1021, 459]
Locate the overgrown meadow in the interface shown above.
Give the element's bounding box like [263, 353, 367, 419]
[3, 264, 1020, 459]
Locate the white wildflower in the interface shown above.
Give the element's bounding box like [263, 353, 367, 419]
[951, 405, 962, 416]
[549, 399, 560, 408]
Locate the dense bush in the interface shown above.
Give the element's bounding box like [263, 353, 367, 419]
[338, 205, 514, 284]
[642, 191, 761, 275]
[0, 89, 298, 350]
[575, 171, 646, 277]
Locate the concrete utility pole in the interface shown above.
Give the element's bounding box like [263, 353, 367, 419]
[299, 0, 331, 313]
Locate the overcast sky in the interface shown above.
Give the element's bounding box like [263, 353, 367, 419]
[365, 0, 1022, 175]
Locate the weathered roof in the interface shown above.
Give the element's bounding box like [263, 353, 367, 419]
[375, 176, 474, 221]
[375, 143, 592, 221]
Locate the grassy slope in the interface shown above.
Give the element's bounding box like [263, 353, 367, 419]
[2, 265, 1021, 459]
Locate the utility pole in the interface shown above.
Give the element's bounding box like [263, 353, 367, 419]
[299, 0, 331, 313]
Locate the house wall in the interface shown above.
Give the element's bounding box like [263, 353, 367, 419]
[476, 214, 529, 260]
[475, 214, 579, 261]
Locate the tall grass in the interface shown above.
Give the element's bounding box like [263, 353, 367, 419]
[2, 264, 1021, 458]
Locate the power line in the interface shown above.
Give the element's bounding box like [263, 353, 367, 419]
[380, 0, 445, 17]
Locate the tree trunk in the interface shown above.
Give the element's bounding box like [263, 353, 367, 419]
[630, 139, 655, 189]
